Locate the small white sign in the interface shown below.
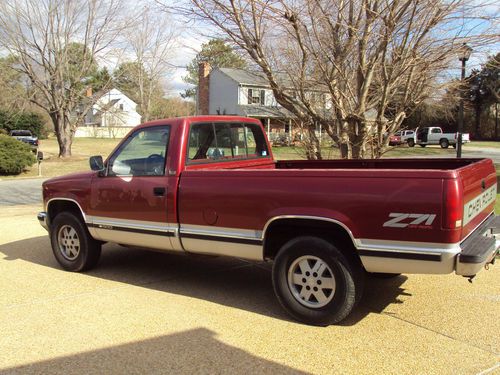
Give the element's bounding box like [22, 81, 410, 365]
[462, 184, 497, 226]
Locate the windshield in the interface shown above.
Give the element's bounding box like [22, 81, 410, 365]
[11, 130, 32, 136]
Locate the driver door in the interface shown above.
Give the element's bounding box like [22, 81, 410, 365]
[87, 125, 175, 251]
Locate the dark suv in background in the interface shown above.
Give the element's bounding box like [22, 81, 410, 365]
[9, 130, 39, 151]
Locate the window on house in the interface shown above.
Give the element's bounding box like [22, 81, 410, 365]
[187, 122, 269, 163]
[247, 88, 265, 105]
[119, 103, 124, 110]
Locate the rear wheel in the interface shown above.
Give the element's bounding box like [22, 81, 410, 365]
[407, 138, 415, 147]
[50, 212, 101, 272]
[419, 144, 426, 148]
[440, 139, 449, 149]
[272, 236, 364, 326]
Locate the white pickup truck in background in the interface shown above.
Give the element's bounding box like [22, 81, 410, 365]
[416, 127, 470, 149]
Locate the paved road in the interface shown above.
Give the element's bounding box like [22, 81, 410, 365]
[462, 146, 500, 164]
[0, 178, 46, 206]
[0, 206, 498, 374]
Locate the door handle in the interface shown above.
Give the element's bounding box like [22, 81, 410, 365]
[153, 187, 166, 196]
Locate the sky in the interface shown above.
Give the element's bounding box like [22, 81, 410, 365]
[165, 33, 207, 98]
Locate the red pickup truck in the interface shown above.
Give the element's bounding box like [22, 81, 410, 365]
[38, 116, 499, 325]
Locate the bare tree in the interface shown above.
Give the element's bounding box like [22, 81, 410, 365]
[119, 5, 180, 122]
[0, 0, 127, 157]
[173, 0, 498, 159]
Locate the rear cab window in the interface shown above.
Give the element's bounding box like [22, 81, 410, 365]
[187, 122, 269, 164]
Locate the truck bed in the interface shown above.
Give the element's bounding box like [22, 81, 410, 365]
[180, 157, 497, 248]
[275, 158, 481, 171]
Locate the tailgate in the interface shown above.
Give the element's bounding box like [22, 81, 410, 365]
[458, 158, 497, 239]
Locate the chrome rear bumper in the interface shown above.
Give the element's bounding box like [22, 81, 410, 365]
[456, 215, 499, 277]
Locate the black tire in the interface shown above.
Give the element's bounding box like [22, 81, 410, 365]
[272, 236, 364, 326]
[440, 139, 449, 149]
[452, 144, 457, 148]
[407, 139, 415, 147]
[419, 144, 426, 148]
[369, 272, 401, 279]
[50, 212, 101, 272]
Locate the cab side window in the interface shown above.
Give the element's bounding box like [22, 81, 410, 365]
[107, 126, 170, 176]
[188, 122, 269, 163]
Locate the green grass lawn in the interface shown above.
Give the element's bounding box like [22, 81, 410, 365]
[465, 141, 500, 149]
[271, 143, 457, 159]
[6, 137, 120, 179]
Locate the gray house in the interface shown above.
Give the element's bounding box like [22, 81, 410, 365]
[198, 63, 298, 143]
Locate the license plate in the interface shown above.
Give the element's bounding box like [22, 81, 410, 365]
[463, 184, 497, 226]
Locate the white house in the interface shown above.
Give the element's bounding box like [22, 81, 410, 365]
[91, 88, 141, 127]
[76, 88, 142, 138]
[197, 63, 332, 144]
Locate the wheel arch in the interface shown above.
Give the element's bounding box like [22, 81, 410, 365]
[46, 198, 86, 228]
[262, 216, 361, 266]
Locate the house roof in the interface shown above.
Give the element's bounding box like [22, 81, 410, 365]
[237, 105, 293, 119]
[218, 68, 332, 94]
[96, 98, 120, 113]
[218, 68, 300, 88]
[219, 68, 270, 87]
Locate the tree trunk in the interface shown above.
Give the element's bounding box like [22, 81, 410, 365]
[349, 118, 367, 159]
[339, 121, 350, 159]
[304, 125, 322, 160]
[51, 111, 73, 158]
[474, 104, 481, 139]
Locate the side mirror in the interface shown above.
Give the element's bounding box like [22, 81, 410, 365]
[89, 155, 105, 174]
[37, 151, 44, 161]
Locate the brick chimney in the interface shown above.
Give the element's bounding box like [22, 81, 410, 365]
[198, 62, 211, 115]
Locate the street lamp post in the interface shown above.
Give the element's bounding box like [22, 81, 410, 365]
[457, 43, 472, 158]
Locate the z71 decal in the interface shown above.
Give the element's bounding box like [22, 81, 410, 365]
[383, 213, 436, 229]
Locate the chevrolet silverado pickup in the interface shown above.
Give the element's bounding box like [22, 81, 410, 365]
[38, 116, 499, 325]
[416, 126, 470, 149]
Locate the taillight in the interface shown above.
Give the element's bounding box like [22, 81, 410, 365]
[442, 179, 463, 229]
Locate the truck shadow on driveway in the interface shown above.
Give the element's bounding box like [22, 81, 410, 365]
[1, 237, 410, 326]
[0, 327, 309, 374]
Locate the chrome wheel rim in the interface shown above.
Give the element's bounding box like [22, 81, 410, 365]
[287, 255, 336, 308]
[57, 225, 80, 261]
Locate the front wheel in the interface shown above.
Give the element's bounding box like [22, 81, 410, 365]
[407, 139, 415, 147]
[50, 212, 101, 272]
[272, 236, 364, 326]
[440, 139, 449, 149]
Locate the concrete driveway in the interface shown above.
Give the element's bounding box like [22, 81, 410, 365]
[0, 205, 498, 374]
[0, 178, 46, 206]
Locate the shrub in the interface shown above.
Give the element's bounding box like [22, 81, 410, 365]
[0, 134, 36, 175]
[0, 110, 47, 139]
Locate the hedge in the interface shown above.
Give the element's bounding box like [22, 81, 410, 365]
[0, 134, 36, 175]
[0, 110, 46, 138]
